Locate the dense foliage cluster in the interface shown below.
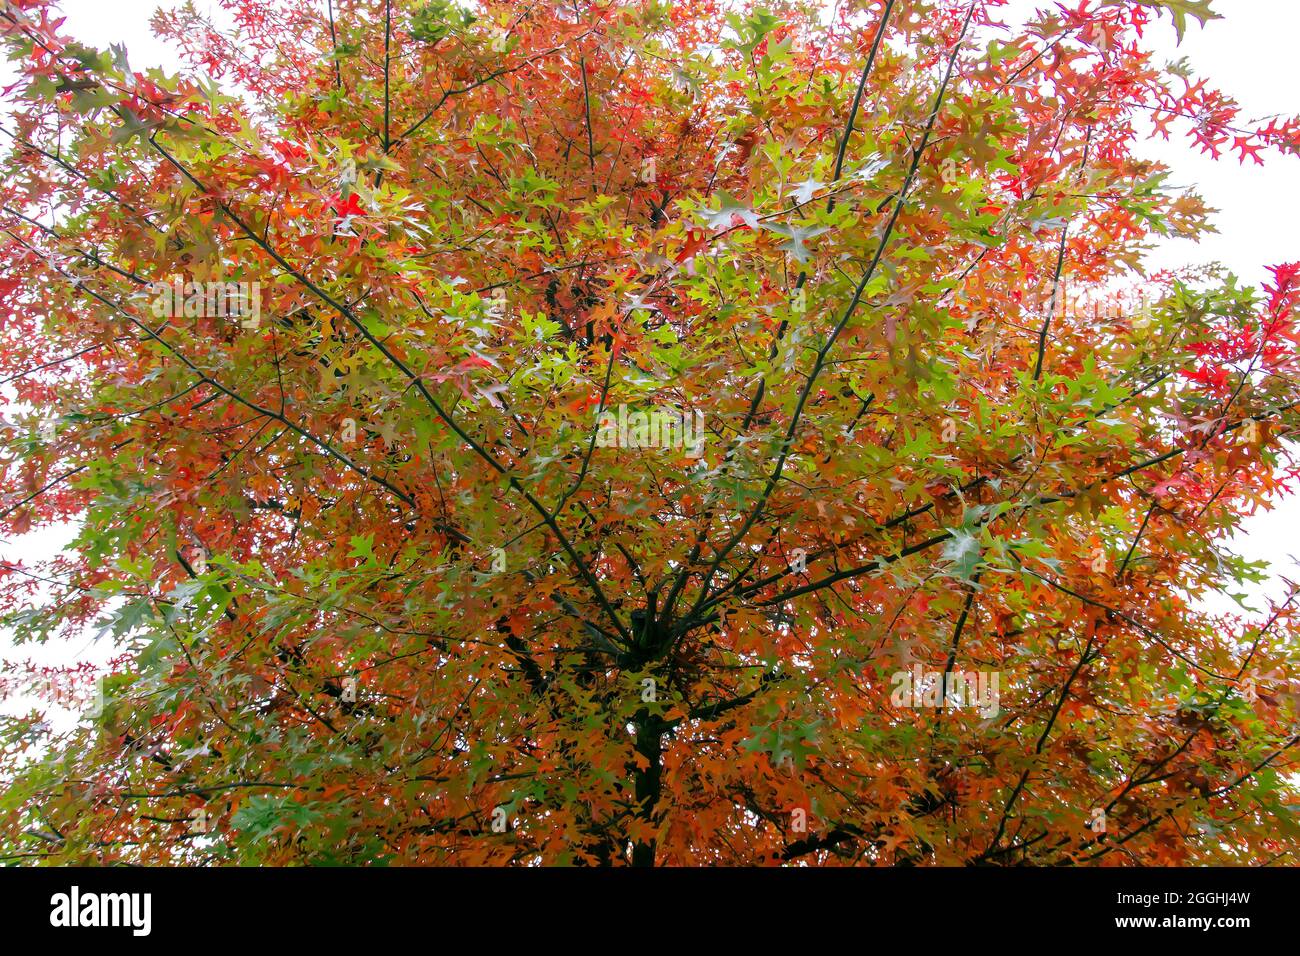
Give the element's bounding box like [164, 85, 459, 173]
[1, 0, 1298, 865]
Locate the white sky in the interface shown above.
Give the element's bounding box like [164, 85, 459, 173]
[2, 0, 1298, 726]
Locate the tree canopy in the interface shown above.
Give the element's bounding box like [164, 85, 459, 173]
[1, 0, 1299, 865]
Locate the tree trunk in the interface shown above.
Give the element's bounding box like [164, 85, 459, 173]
[631, 709, 663, 867]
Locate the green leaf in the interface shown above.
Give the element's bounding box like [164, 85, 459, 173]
[347, 534, 377, 566]
[1105, 0, 1221, 42]
[231, 795, 323, 840]
[110, 108, 164, 146]
[942, 530, 982, 580]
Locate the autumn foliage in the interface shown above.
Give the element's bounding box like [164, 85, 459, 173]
[1, 0, 1299, 865]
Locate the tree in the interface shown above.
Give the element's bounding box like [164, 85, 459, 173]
[0, 0, 1297, 866]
